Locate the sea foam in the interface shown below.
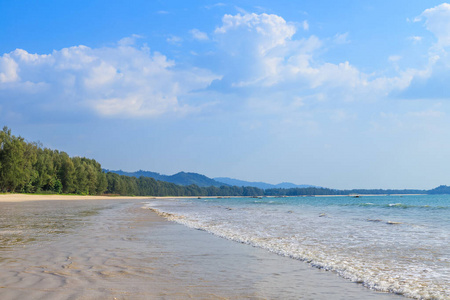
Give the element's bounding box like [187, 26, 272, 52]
[147, 195, 450, 299]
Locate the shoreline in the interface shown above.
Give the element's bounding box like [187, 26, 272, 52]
[0, 197, 403, 299]
[0, 193, 200, 202]
[0, 193, 428, 203]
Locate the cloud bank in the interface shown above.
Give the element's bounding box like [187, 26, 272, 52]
[2, 5, 450, 122]
[212, 12, 416, 109]
[0, 41, 219, 118]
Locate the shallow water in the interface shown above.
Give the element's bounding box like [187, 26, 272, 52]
[0, 199, 402, 299]
[148, 195, 450, 299]
[0, 201, 107, 249]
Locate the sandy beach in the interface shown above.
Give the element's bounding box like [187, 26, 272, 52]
[0, 194, 403, 299]
[0, 194, 161, 202]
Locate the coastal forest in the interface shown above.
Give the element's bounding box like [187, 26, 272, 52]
[0, 126, 262, 196]
[0, 127, 447, 196]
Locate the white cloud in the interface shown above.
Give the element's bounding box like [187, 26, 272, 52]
[234, 6, 248, 15]
[205, 3, 226, 10]
[408, 36, 423, 43]
[166, 35, 183, 45]
[419, 3, 450, 48]
[118, 34, 143, 46]
[302, 20, 309, 31]
[0, 38, 220, 118]
[5, 7, 450, 123]
[334, 32, 349, 44]
[0, 53, 19, 83]
[213, 8, 450, 107]
[215, 13, 296, 55]
[211, 8, 450, 107]
[213, 12, 411, 102]
[190, 29, 209, 41]
[389, 55, 402, 62]
[397, 3, 450, 99]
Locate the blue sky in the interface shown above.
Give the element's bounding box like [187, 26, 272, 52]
[1, 1, 450, 189]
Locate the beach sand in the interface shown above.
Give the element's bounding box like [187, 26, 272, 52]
[0, 195, 403, 299]
[0, 194, 160, 202]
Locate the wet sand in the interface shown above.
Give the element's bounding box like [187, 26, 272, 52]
[0, 194, 159, 202]
[0, 197, 403, 299]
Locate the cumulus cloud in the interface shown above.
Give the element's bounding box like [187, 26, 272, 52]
[214, 13, 305, 87]
[0, 54, 19, 83]
[213, 12, 411, 103]
[4, 7, 449, 123]
[399, 3, 450, 99]
[418, 3, 450, 48]
[0, 39, 220, 118]
[215, 13, 296, 55]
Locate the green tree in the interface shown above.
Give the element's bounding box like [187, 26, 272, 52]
[0, 127, 37, 192]
[59, 153, 75, 193]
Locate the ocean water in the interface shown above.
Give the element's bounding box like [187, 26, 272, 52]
[147, 195, 450, 299]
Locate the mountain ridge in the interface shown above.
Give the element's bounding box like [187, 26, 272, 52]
[104, 169, 227, 187]
[104, 169, 315, 189]
[213, 177, 316, 190]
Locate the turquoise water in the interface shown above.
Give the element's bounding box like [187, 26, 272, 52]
[147, 195, 449, 299]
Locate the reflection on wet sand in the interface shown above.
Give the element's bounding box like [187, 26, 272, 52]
[0, 199, 401, 299]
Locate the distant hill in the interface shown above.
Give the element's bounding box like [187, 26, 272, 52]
[214, 177, 316, 190]
[104, 169, 227, 188]
[104, 170, 317, 190]
[427, 185, 450, 194]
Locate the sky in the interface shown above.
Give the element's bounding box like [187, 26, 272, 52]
[1, 0, 450, 189]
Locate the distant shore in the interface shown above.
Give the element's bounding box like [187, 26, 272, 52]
[0, 193, 429, 203]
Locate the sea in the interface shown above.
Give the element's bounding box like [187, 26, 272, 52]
[147, 194, 449, 300]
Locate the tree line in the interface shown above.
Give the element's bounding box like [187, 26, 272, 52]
[104, 173, 263, 197]
[0, 126, 441, 196]
[0, 127, 264, 196]
[0, 127, 107, 194]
